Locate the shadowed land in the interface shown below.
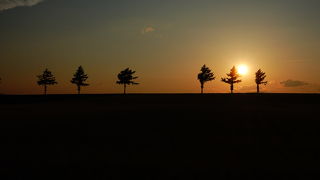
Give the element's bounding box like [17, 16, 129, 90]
[0, 94, 319, 179]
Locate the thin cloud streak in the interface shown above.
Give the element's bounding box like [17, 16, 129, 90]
[280, 79, 309, 87]
[0, 0, 43, 11]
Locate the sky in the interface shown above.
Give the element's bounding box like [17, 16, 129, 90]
[0, 0, 320, 94]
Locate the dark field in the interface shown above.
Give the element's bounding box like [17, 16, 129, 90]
[0, 94, 319, 179]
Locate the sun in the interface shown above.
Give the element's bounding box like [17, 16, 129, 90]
[237, 65, 248, 75]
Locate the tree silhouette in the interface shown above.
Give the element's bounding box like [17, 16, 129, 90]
[221, 66, 241, 93]
[71, 66, 89, 94]
[255, 69, 267, 93]
[197, 64, 215, 94]
[116, 68, 139, 94]
[37, 69, 57, 95]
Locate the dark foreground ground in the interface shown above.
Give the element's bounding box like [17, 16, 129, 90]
[0, 93, 319, 179]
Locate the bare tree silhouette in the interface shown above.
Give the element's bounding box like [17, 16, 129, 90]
[116, 68, 139, 94]
[37, 69, 57, 95]
[71, 66, 89, 94]
[197, 64, 215, 94]
[255, 69, 267, 93]
[221, 66, 241, 93]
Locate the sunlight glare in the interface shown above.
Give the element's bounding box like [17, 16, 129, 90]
[237, 65, 248, 75]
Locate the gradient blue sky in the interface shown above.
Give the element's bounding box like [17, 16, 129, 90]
[1, 0, 320, 94]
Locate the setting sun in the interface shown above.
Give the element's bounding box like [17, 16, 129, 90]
[237, 65, 249, 75]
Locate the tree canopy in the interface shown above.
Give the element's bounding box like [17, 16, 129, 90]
[197, 64, 215, 94]
[37, 69, 57, 86]
[255, 69, 267, 93]
[221, 66, 241, 93]
[117, 68, 139, 94]
[71, 66, 89, 94]
[255, 69, 267, 85]
[37, 68, 57, 95]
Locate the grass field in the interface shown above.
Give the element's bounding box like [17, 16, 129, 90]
[0, 94, 319, 179]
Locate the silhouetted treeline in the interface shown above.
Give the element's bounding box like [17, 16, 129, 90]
[197, 65, 268, 93]
[2, 65, 268, 94]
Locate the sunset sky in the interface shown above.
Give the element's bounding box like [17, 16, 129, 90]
[1, 0, 320, 94]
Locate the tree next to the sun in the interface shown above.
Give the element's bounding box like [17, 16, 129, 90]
[255, 69, 268, 93]
[71, 66, 89, 94]
[197, 64, 215, 94]
[37, 68, 58, 95]
[221, 66, 241, 93]
[116, 68, 139, 94]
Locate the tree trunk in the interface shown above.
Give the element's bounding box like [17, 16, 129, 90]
[201, 84, 204, 94]
[77, 85, 81, 94]
[230, 83, 233, 94]
[257, 84, 260, 93]
[124, 84, 126, 94]
[44, 85, 47, 95]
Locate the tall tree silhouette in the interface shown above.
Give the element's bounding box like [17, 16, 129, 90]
[71, 66, 89, 94]
[197, 64, 215, 94]
[116, 68, 139, 94]
[255, 69, 267, 93]
[221, 66, 241, 93]
[37, 68, 57, 95]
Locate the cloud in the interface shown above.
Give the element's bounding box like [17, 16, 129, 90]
[0, 0, 43, 11]
[280, 79, 309, 87]
[141, 26, 156, 34]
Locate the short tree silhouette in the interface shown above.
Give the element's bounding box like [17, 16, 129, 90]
[71, 66, 89, 94]
[116, 68, 139, 94]
[197, 64, 215, 94]
[37, 68, 57, 95]
[221, 66, 241, 93]
[255, 69, 267, 93]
